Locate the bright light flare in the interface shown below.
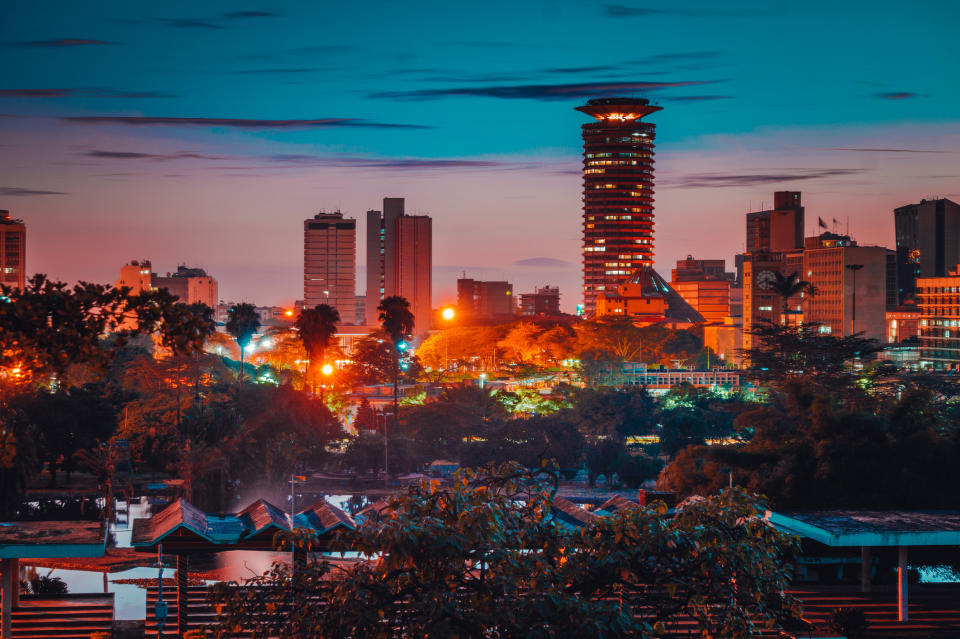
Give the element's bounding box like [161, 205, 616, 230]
[441, 307, 455, 321]
[321, 363, 334, 376]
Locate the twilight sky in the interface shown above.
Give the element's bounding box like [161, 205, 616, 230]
[2, 0, 958, 312]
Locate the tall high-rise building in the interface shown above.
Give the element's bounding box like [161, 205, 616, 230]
[0, 210, 25, 290]
[746, 191, 805, 254]
[366, 198, 432, 335]
[671, 256, 733, 283]
[894, 198, 960, 304]
[304, 211, 356, 324]
[802, 233, 894, 341]
[576, 98, 660, 315]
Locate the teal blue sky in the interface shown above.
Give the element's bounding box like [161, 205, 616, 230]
[2, 0, 958, 309]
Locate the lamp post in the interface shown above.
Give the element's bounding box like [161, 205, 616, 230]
[440, 307, 455, 375]
[846, 264, 864, 335]
[319, 363, 333, 404]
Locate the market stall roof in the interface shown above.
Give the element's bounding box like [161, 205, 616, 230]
[0, 521, 107, 559]
[766, 510, 960, 547]
[131, 497, 355, 552]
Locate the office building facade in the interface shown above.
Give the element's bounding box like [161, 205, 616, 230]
[0, 210, 25, 290]
[894, 198, 960, 304]
[457, 278, 514, 321]
[519, 286, 561, 317]
[917, 267, 960, 369]
[746, 191, 805, 254]
[304, 211, 356, 324]
[801, 233, 894, 341]
[366, 198, 432, 335]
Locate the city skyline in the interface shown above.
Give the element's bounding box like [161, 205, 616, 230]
[2, 0, 959, 311]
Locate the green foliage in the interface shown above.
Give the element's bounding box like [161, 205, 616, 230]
[211, 466, 799, 639]
[226, 303, 261, 383]
[827, 607, 868, 639]
[569, 387, 659, 442]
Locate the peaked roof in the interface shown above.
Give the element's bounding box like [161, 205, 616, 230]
[622, 266, 706, 323]
[132, 496, 355, 551]
[596, 495, 640, 515]
[238, 499, 292, 536]
[551, 497, 600, 530]
[294, 499, 355, 533]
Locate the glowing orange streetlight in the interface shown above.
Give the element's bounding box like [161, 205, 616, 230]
[441, 306, 455, 321]
[284, 309, 294, 318]
[319, 363, 333, 403]
[440, 307, 456, 374]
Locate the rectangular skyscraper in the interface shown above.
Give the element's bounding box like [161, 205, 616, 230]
[0, 210, 25, 290]
[894, 198, 960, 304]
[745, 191, 804, 253]
[304, 211, 356, 324]
[366, 198, 433, 336]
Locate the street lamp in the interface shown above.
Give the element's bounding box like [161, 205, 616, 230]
[319, 363, 333, 403]
[440, 306, 456, 375]
[846, 264, 864, 335]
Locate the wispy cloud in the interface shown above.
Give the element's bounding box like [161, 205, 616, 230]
[820, 147, 951, 154]
[874, 91, 918, 100]
[663, 95, 732, 102]
[605, 5, 768, 17]
[82, 150, 230, 161]
[264, 155, 514, 170]
[665, 168, 867, 188]
[370, 80, 717, 101]
[0, 186, 67, 196]
[76, 148, 529, 173]
[0, 88, 176, 99]
[62, 116, 431, 129]
[16, 38, 116, 47]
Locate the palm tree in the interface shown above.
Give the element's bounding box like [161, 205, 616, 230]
[185, 303, 216, 405]
[770, 271, 816, 325]
[377, 296, 414, 480]
[225, 303, 261, 384]
[294, 304, 340, 396]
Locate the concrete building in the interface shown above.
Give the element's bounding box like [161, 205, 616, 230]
[671, 256, 733, 283]
[670, 256, 734, 324]
[366, 198, 432, 336]
[917, 266, 960, 369]
[576, 98, 660, 315]
[801, 233, 894, 341]
[153, 266, 218, 310]
[746, 191, 805, 254]
[304, 211, 356, 324]
[116, 260, 153, 294]
[672, 280, 730, 324]
[741, 250, 803, 352]
[887, 305, 921, 344]
[519, 286, 561, 317]
[0, 210, 25, 290]
[894, 198, 960, 304]
[457, 278, 514, 321]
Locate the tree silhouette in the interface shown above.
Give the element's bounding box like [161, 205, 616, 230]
[225, 303, 261, 384]
[295, 304, 340, 396]
[769, 271, 816, 324]
[377, 296, 415, 479]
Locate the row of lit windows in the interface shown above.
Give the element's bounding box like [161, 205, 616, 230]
[585, 152, 649, 159]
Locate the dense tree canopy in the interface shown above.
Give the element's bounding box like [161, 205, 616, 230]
[211, 466, 800, 639]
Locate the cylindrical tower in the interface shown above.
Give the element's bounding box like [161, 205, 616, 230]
[576, 97, 662, 315]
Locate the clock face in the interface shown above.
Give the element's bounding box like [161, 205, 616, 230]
[756, 270, 777, 290]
